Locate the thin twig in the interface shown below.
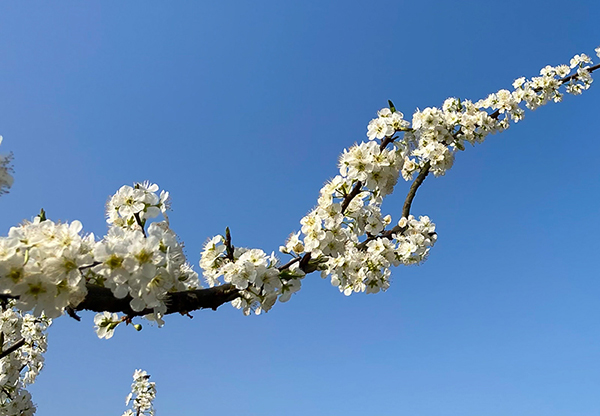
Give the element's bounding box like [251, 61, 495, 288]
[79, 261, 101, 271]
[379, 135, 397, 151]
[402, 161, 431, 219]
[278, 257, 301, 271]
[340, 181, 363, 214]
[133, 212, 147, 237]
[0, 339, 26, 360]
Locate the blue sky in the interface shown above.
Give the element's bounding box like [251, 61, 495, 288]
[1, 1, 599, 415]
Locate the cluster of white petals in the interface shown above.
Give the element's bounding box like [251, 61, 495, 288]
[0, 181, 199, 340]
[0, 302, 50, 416]
[91, 219, 199, 319]
[0, 46, 597, 415]
[0, 137, 13, 196]
[122, 369, 156, 416]
[285, 49, 598, 299]
[0, 217, 92, 318]
[106, 181, 170, 229]
[288, 105, 438, 295]
[198, 48, 598, 314]
[0, 48, 595, 342]
[200, 236, 304, 315]
[323, 215, 436, 295]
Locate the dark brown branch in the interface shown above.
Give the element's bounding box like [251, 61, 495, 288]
[79, 261, 100, 271]
[341, 181, 363, 214]
[299, 252, 313, 273]
[402, 161, 431, 219]
[0, 338, 26, 360]
[74, 283, 240, 317]
[379, 135, 397, 151]
[557, 62, 600, 86]
[65, 306, 81, 321]
[278, 256, 301, 271]
[133, 212, 147, 237]
[0, 294, 18, 302]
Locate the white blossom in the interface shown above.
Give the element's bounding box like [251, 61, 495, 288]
[0, 137, 13, 197]
[122, 369, 156, 416]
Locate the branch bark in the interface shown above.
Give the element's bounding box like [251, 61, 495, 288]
[74, 283, 240, 317]
[0, 338, 25, 360]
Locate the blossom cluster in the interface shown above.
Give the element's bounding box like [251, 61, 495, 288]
[0, 217, 92, 318]
[200, 236, 304, 315]
[286, 106, 438, 296]
[91, 219, 199, 318]
[0, 302, 50, 416]
[106, 182, 170, 229]
[0, 46, 597, 416]
[324, 215, 436, 295]
[282, 48, 598, 300]
[90, 182, 199, 330]
[0, 137, 13, 196]
[197, 48, 599, 314]
[0, 48, 598, 326]
[121, 369, 156, 416]
[0, 181, 199, 336]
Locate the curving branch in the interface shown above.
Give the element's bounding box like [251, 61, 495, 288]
[8, 58, 599, 322]
[401, 161, 431, 219]
[340, 181, 363, 214]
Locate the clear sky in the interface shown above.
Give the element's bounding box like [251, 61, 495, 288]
[1, 1, 599, 415]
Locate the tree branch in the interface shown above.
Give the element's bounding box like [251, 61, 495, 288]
[74, 283, 240, 317]
[0, 338, 25, 360]
[340, 181, 363, 214]
[402, 161, 431, 219]
[490, 63, 600, 119]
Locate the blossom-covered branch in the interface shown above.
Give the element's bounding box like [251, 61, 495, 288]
[121, 369, 156, 416]
[0, 47, 598, 339]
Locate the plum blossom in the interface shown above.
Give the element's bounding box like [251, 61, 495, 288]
[122, 369, 156, 416]
[0, 137, 13, 196]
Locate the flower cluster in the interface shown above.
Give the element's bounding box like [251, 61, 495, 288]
[283, 48, 598, 299]
[106, 182, 170, 229]
[91, 219, 199, 318]
[0, 217, 92, 318]
[0, 45, 596, 416]
[0, 302, 50, 416]
[286, 106, 435, 295]
[122, 369, 156, 416]
[0, 181, 198, 337]
[200, 235, 304, 315]
[0, 137, 13, 196]
[316, 215, 436, 296]
[88, 182, 199, 334]
[0, 48, 597, 327]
